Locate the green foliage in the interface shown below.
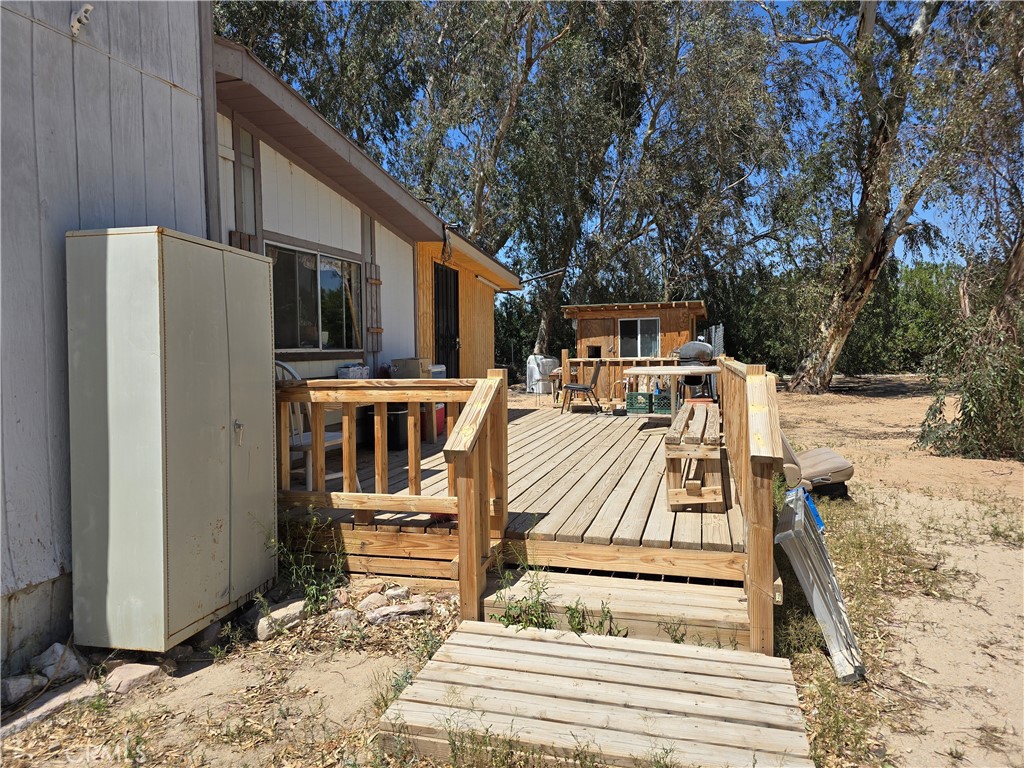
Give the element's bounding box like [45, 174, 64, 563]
[277, 512, 348, 615]
[491, 569, 556, 631]
[565, 599, 627, 637]
[919, 304, 1024, 460]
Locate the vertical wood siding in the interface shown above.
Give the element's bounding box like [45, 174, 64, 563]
[1, 2, 207, 613]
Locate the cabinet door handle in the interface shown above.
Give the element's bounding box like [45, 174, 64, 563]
[233, 420, 245, 446]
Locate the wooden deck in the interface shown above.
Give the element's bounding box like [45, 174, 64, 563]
[297, 406, 747, 582]
[379, 622, 812, 767]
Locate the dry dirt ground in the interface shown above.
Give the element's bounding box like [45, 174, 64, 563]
[778, 375, 1023, 768]
[2, 376, 1021, 767]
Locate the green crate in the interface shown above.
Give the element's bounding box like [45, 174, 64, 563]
[652, 393, 674, 414]
[626, 392, 653, 414]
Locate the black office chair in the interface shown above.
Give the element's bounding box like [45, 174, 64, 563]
[560, 360, 604, 414]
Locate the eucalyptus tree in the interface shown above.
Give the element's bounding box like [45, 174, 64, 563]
[762, 0, 1021, 392]
[213, 1, 424, 152]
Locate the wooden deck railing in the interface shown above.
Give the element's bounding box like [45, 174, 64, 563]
[275, 370, 508, 620]
[717, 357, 784, 655]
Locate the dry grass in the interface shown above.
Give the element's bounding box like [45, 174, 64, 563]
[773, 480, 966, 768]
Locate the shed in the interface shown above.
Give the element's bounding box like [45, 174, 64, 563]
[563, 301, 707, 359]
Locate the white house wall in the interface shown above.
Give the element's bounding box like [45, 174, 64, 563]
[217, 112, 236, 244]
[374, 222, 416, 364]
[260, 142, 361, 254]
[0, 0, 207, 674]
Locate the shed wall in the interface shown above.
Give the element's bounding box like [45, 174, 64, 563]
[374, 222, 416, 364]
[575, 308, 698, 358]
[0, 0, 207, 673]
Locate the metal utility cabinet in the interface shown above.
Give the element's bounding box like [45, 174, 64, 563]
[67, 227, 276, 651]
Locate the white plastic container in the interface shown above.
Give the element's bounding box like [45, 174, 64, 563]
[336, 364, 369, 379]
[526, 355, 560, 394]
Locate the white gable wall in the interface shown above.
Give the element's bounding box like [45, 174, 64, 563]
[260, 142, 361, 253]
[374, 223, 416, 365]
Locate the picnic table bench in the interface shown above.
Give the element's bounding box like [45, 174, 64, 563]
[665, 402, 724, 510]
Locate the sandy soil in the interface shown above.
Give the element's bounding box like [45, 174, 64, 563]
[777, 375, 1023, 768]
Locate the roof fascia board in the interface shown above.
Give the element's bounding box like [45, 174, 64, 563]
[448, 231, 521, 290]
[214, 38, 442, 242]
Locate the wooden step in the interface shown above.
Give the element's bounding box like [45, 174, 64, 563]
[379, 622, 812, 768]
[483, 570, 751, 651]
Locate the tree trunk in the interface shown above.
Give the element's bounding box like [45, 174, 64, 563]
[788, 238, 889, 392]
[532, 268, 568, 356]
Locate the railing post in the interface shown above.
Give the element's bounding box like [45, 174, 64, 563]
[446, 401, 460, 496]
[455, 452, 482, 621]
[487, 368, 508, 539]
[748, 458, 775, 654]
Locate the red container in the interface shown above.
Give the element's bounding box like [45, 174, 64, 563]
[420, 403, 445, 439]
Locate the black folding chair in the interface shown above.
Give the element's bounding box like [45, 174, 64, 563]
[560, 360, 604, 414]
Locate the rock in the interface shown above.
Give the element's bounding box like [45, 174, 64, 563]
[256, 599, 306, 641]
[1, 674, 48, 707]
[331, 608, 359, 629]
[193, 621, 222, 650]
[105, 663, 163, 695]
[330, 587, 350, 608]
[349, 577, 386, 601]
[104, 658, 129, 673]
[364, 601, 431, 626]
[385, 586, 410, 601]
[31, 643, 85, 684]
[159, 658, 178, 675]
[356, 593, 388, 613]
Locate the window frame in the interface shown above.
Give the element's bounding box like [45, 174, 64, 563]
[617, 317, 661, 358]
[265, 238, 365, 354]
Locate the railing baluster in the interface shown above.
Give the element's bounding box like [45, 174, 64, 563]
[374, 402, 388, 495]
[310, 402, 326, 492]
[446, 401, 460, 496]
[408, 404, 421, 495]
[487, 369, 508, 538]
[277, 401, 291, 491]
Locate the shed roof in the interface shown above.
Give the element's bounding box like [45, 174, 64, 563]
[213, 37, 519, 290]
[562, 301, 707, 319]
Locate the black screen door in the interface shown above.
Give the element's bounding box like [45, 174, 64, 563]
[434, 262, 460, 377]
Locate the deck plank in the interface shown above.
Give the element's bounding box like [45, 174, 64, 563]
[583, 434, 661, 545]
[380, 624, 813, 768]
[612, 447, 665, 546]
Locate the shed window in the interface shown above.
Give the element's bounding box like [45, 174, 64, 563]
[269, 244, 362, 351]
[618, 318, 659, 357]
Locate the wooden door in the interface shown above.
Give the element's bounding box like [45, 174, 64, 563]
[434, 262, 460, 377]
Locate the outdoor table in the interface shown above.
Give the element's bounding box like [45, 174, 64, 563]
[623, 365, 721, 420]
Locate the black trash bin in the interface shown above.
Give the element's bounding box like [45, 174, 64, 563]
[386, 402, 408, 451]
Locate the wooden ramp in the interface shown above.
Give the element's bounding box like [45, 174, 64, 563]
[379, 623, 812, 767]
[484, 570, 751, 650]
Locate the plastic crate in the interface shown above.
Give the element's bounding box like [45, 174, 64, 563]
[652, 393, 674, 414]
[626, 392, 653, 414]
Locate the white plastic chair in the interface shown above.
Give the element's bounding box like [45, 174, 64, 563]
[275, 361, 361, 492]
